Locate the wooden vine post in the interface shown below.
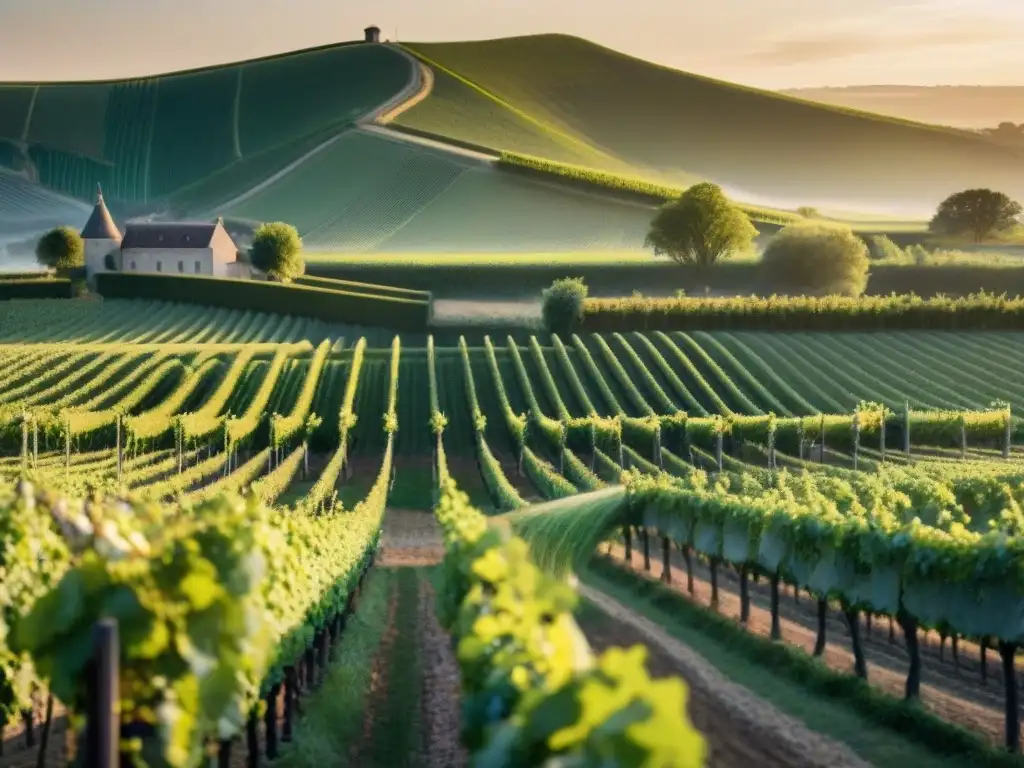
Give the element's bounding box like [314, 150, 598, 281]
[589, 420, 597, 472]
[879, 406, 886, 462]
[1001, 641, 1020, 753]
[661, 536, 671, 583]
[21, 413, 28, 470]
[818, 414, 825, 464]
[84, 619, 119, 768]
[959, 412, 967, 460]
[714, 424, 723, 473]
[32, 416, 38, 467]
[1004, 405, 1013, 459]
[851, 411, 860, 471]
[116, 415, 122, 481]
[903, 398, 911, 457]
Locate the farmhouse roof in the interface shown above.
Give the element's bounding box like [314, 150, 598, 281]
[121, 222, 219, 250]
[81, 184, 121, 242]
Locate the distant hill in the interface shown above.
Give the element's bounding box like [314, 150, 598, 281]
[7, 33, 1024, 251]
[779, 86, 1024, 130]
[396, 36, 1024, 216]
[0, 43, 412, 206]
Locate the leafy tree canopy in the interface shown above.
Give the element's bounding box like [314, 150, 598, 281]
[930, 188, 1022, 243]
[644, 183, 757, 267]
[35, 226, 84, 271]
[250, 222, 304, 282]
[761, 223, 870, 297]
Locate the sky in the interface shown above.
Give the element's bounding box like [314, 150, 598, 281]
[1, 0, 1023, 88]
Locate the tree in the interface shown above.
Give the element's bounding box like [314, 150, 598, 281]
[542, 278, 588, 336]
[761, 223, 870, 297]
[930, 189, 1022, 243]
[250, 222, 304, 281]
[644, 183, 757, 267]
[35, 226, 84, 271]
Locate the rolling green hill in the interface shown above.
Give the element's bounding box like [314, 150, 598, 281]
[397, 35, 1024, 215]
[0, 43, 411, 206]
[220, 128, 653, 253]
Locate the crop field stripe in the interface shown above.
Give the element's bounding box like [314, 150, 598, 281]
[627, 332, 711, 416]
[527, 337, 576, 420]
[834, 335, 975, 409]
[691, 332, 800, 416]
[669, 333, 764, 415]
[549, 336, 605, 416]
[730, 334, 846, 413]
[124, 355, 225, 443]
[677, 331, 781, 415]
[763, 334, 895, 410]
[587, 333, 655, 417]
[569, 334, 626, 416]
[610, 332, 684, 415]
[922, 332, 1024, 384]
[797, 335, 941, 411]
[1, 351, 103, 404]
[878, 333, 1024, 408]
[707, 333, 819, 414]
[17, 352, 123, 408]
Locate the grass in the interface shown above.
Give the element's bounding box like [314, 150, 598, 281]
[580, 556, 1022, 768]
[401, 35, 1024, 217]
[306, 251, 660, 266]
[275, 567, 394, 768]
[368, 568, 423, 766]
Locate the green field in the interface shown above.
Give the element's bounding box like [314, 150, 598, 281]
[399, 35, 1024, 216]
[221, 127, 656, 252]
[2, 298, 1024, 766]
[0, 42, 411, 206]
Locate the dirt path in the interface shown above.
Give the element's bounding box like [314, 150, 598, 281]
[606, 541, 1014, 747]
[577, 583, 871, 768]
[374, 51, 434, 125]
[352, 508, 467, 767]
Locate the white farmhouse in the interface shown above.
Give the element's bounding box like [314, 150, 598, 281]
[81, 186, 248, 279]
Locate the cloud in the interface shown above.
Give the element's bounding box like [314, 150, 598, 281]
[743, 18, 1016, 66]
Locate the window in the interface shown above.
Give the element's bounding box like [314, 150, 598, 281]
[129, 260, 136, 271]
[195, 261, 202, 273]
[156, 261, 162, 272]
[178, 261, 184, 273]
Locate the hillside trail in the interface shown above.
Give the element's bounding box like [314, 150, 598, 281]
[576, 582, 871, 768]
[374, 48, 434, 124]
[349, 505, 467, 768]
[210, 44, 428, 216]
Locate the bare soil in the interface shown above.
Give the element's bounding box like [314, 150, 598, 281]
[606, 539, 1016, 747]
[577, 583, 870, 768]
[355, 508, 466, 767]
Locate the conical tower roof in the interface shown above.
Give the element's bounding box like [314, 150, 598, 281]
[81, 184, 121, 241]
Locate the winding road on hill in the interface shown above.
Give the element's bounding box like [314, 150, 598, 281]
[210, 44, 441, 215]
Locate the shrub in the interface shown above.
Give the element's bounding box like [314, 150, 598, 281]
[250, 222, 304, 282]
[867, 234, 906, 262]
[796, 206, 820, 218]
[542, 277, 588, 335]
[644, 183, 758, 267]
[35, 226, 84, 271]
[761, 223, 870, 296]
